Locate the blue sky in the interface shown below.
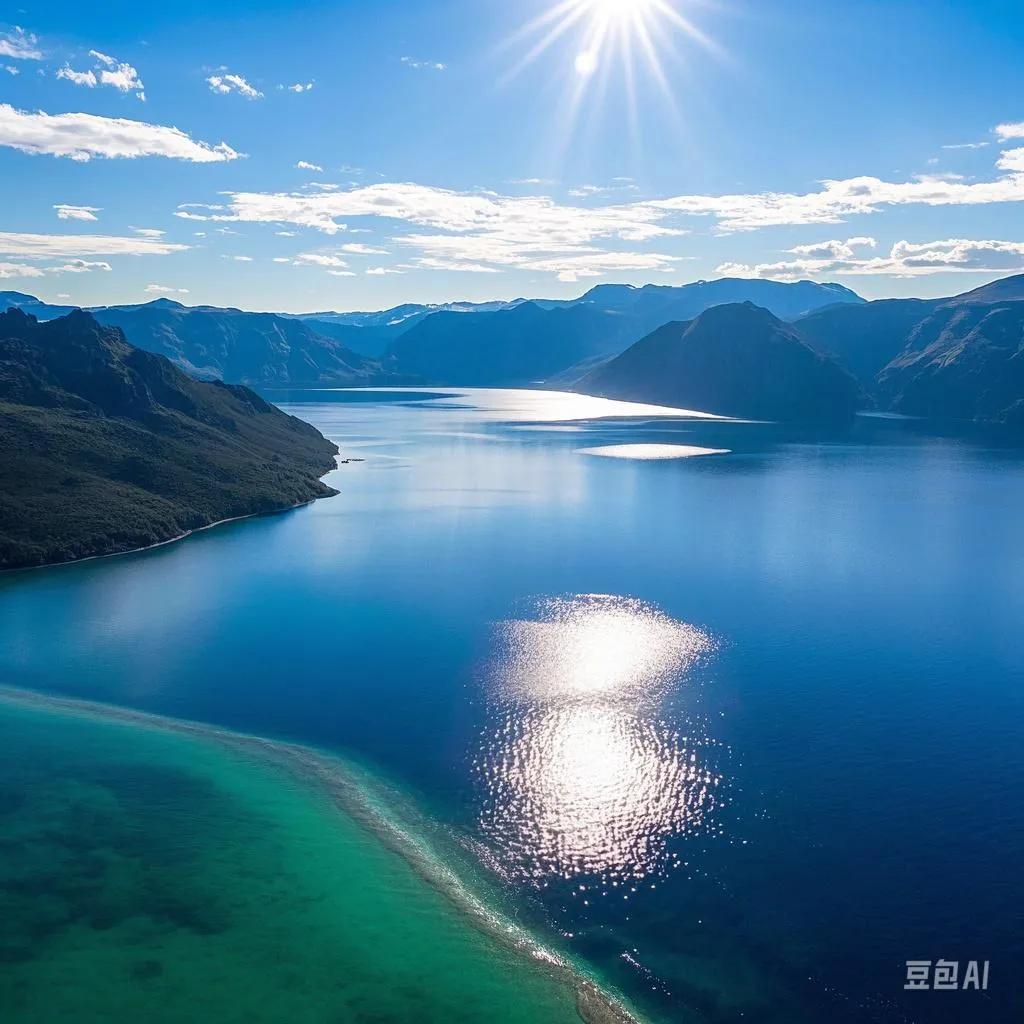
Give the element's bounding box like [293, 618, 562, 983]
[1, 0, 1023, 311]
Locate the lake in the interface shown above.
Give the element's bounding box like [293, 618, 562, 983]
[2, 388, 1022, 1024]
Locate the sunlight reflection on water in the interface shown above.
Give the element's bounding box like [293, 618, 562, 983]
[339, 387, 728, 423]
[576, 443, 731, 460]
[475, 595, 727, 887]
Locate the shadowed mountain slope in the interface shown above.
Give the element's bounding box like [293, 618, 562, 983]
[578, 302, 862, 421]
[0, 309, 339, 569]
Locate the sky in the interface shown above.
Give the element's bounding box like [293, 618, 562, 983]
[1, 0, 1023, 312]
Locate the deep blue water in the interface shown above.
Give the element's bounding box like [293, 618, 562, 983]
[2, 388, 1022, 1024]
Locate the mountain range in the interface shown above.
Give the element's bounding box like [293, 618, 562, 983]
[792, 274, 1024, 423]
[560, 273, 1024, 424]
[4, 273, 1024, 424]
[0, 308, 339, 570]
[0, 277, 859, 390]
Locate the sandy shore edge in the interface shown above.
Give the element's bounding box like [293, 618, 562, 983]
[0, 685, 642, 1024]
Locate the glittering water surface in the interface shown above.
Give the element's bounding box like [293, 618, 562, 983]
[2, 388, 1023, 1024]
[477, 596, 723, 884]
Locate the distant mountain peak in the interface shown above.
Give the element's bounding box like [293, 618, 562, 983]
[577, 300, 861, 421]
[0, 291, 42, 306]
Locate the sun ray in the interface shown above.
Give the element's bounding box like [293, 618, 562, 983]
[506, 0, 719, 100]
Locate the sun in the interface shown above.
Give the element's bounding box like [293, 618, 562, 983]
[505, 0, 718, 92]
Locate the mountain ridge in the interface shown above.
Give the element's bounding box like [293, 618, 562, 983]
[0, 308, 340, 570]
[577, 301, 863, 421]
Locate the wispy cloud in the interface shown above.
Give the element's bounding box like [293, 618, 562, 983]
[508, 177, 557, 186]
[0, 256, 113, 279]
[58, 50, 145, 99]
[0, 104, 239, 162]
[132, 227, 165, 238]
[295, 160, 323, 171]
[3, 65, 19, 75]
[145, 283, 189, 294]
[650, 161, 1024, 232]
[0, 231, 187, 258]
[169, 125, 1024, 282]
[293, 252, 349, 268]
[56, 66, 97, 87]
[568, 181, 639, 198]
[366, 266, 404, 275]
[338, 243, 388, 255]
[400, 56, 446, 71]
[50, 259, 111, 274]
[206, 72, 262, 99]
[942, 140, 989, 150]
[280, 81, 314, 93]
[718, 237, 1024, 280]
[174, 181, 682, 281]
[0, 262, 45, 279]
[54, 203, 100, 222]
[0, 27, 41, 61]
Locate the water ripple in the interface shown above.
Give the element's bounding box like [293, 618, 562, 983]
[475, 595, 728, 888]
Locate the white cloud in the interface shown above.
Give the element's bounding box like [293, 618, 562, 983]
[295, 160, 323, 171]
[788, 236, 876, 259]
[338, 243, 388, 255]
[56, 66, 97, 87]
[49, 259, 111, 274]
[3, 66, 19, 75]
[995, 122, 1024, 141]
[400, 56, 446, 71]
[281, 82, 314, 93]
[145, 283, 189, 294]
[206, 73, 262, 99]
[233, 255, 253, 262]
[0, 262, 45, 279]
[293, 252, 349, 268]
[57, 51, 145, 99]
[328, 270, 355, 277]
[54, 203, 101, 222]
[942, 141, 989, 150]
[0, 104, 239, 162]
[647, 139, 1024, 232]
[99, 62, 144, 98]
[0, 231, 187, 258]
[174, 181, 682, 281]
[718, 237, 1024, 280]
[170, 134, 1024, 281]
[272, 257, 291, 263]
[132, 227, 165, 238]
[0, 27, 41, 61]
[366, 266, 404, 275]
[3, 258, 113, 276]
[568, 182, 639, 198]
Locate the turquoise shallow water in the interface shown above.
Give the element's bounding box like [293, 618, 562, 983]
[2, 388, 1023, 1023]
[0, 692, 626, 1024]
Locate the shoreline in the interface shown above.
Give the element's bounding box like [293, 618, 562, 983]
[0, 685, 643, 1024]
[0, 488, 337, 577]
